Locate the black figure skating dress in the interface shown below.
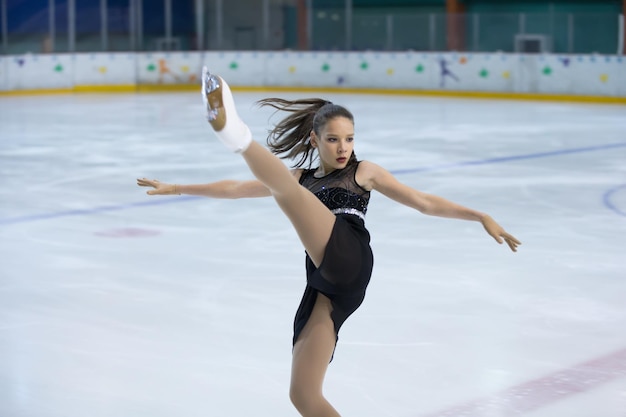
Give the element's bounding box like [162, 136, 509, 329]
[293, 160, 374, 356]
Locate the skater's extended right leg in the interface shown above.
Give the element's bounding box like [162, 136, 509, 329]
[201, 68, 336, 267]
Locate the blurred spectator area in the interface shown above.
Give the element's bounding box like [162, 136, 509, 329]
[0, 0, 623, 54]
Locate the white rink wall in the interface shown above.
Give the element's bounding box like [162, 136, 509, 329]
[0, 51, 624, 97]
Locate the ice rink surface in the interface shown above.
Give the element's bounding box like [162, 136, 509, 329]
[1, 90, 625, 417]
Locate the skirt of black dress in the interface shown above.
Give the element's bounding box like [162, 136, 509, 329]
[292, 214, 374, 357]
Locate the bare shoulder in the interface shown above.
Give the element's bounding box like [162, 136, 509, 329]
[356, 160, 425, 206]
[355, 160, 388, 191]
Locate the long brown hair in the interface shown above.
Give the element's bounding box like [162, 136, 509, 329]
[257, 98, 355, 168]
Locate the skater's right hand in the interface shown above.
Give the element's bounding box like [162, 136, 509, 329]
[136, 178, 181, 195]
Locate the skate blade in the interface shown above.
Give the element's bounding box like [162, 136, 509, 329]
[203, 72, 227, 132]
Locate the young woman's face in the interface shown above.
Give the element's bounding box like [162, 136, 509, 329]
[311, 116, 354, 174]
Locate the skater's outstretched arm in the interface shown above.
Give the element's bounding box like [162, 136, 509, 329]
[356, 161, 521, 252]
[137, 177, 273, 199]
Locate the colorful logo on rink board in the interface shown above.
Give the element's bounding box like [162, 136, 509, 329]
[146, 59, 197, 83]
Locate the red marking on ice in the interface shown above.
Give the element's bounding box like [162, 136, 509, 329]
[94, 228, 161, 238]
[420, 347, 626, 417]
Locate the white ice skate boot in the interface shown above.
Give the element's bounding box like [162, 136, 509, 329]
[201, 66, 252, 153]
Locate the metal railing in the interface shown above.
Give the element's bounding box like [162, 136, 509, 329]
[0, 0, 622, 55]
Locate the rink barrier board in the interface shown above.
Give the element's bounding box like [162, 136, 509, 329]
[0, 52, 626, 97]
[0, 51, 623, 99]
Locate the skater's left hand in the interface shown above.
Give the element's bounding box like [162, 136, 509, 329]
[481, 215, 521, 252]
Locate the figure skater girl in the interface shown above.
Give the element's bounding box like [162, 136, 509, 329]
[137, 67, 521, 417]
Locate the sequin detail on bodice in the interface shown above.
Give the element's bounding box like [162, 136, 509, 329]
[299, 161, 370, 220]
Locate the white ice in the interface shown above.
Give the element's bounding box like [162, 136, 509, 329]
[1, 91, 625, 417]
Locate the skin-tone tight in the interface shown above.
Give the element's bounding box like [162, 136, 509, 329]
[241, 141, 342, 417]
